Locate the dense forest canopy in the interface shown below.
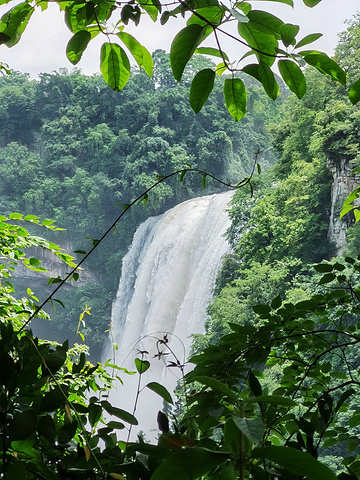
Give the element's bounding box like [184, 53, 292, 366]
[0, 51, 284, 352]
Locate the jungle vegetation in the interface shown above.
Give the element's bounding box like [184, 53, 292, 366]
[0, 1, 360, 479]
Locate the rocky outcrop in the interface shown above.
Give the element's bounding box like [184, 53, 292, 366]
[13, 244, 97, 288]
[327, 156, 360, 256]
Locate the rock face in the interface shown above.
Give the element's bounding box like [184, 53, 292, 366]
[14, 244, 97, 288]
[327, 156, 360, 256]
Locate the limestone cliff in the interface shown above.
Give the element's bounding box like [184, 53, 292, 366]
[327, 156, 360, 256]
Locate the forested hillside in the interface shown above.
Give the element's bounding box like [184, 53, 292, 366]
[201, 14, 360, 348]
[0, 51, 283, 353]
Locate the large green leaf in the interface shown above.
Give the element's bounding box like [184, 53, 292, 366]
[280, 23, 299, 47]
[295, 33, 322, 49]
[0, 1, 34, 47]
[58, 420, 78, 444]
[301, 51, 346, 85]
[101, 401, 138, 425]
[349, 78, 360, 105]
[278, 59, 306, 99]
[238, 23, 277, 66]
[170, 25, 206, 81]
[247, 10, 283, 38]
[258, 62, 279, 100]
[146, 382, 173, 404]
[141, 0, 161, 21]
[223, 78, 247, 121]
[252, 446, 337, 480]
[195, 47, 229, 61]
[66, 30, 91, 65]
[100, 42, 130, 91]
[150, 447, 228, 480]
[187, 6, 224, 26]
[191, 375, 239, 402]
[118, 32, 153, 77]
[233, 417, 264, 444]
[189, 68, 215, 113]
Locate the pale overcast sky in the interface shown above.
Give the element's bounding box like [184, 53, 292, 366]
[0, 0, 358, 78]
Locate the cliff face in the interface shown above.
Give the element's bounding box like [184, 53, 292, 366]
[327, 156, 360, 256]
[14, 244, 97, 288]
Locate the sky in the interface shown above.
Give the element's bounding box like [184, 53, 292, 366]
[0, 0, 358, 78]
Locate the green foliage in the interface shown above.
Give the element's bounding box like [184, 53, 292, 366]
[0, 63, 282, 351]
[0, 0, 358, 119]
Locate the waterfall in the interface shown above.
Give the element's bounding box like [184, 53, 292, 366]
[105, 190, 233, 438]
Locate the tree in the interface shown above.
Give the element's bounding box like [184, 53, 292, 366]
[0, 0, 358, 122]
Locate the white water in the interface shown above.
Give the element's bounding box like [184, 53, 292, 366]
[105, 191, 233, 438]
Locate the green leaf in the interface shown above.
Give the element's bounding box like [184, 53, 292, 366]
[278, 59, 306, 99]
[247, 395, 296, 406]
[150, 447, 228, 480]
[349, 78, 360, 105]
[313, 262, 333, 273]
[141, 0, 161, 21]
[66, 30, 91, 65]
[170, 25, 206, 81]
[29, 257, 41, 266]
[271, 295, 282, 309]
[8, 212, 23, 220]
[89, 403, 102, 427]
[242, 63, 261, 82]
[189, 68, 215, 113]
[238, 23, 278, 66]
[187, 7, 224, 27]
[58, 420, 78, 444]
[135, 357, 150, 374]
[295, 33, 322, 49]
[233, 417, 265, 444]
[303, 0, 321, 6]
[223, 78, 247, 121]
[117, 32, 153, 77]
[107, 420, 125, 430]
[202, 174, 207, 189]
[319, 273, 336, 285]
[146, 382, 173, 404]
[301, 51, 346, 85]
[191, 375, 239, 402]
[247, 10, 283, 38]
[0, 2, 34, 47]
[252, 446, 337, 480]
[101, 401, 138, 425]
[9, 410, 37, 440]
[280, 23, 299, 47]
[100, 42, 130, 91]
[195, 47, 229, 61]
[258, 62, 279, 100]
[249, 371, 262, 397]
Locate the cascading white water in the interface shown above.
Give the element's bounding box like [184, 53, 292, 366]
[105, 190, 233, 438]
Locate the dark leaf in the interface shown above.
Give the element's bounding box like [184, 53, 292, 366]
[170, 24, 206, 81]
[252, 446, 337, 480]
[189, 68, 215, 113]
